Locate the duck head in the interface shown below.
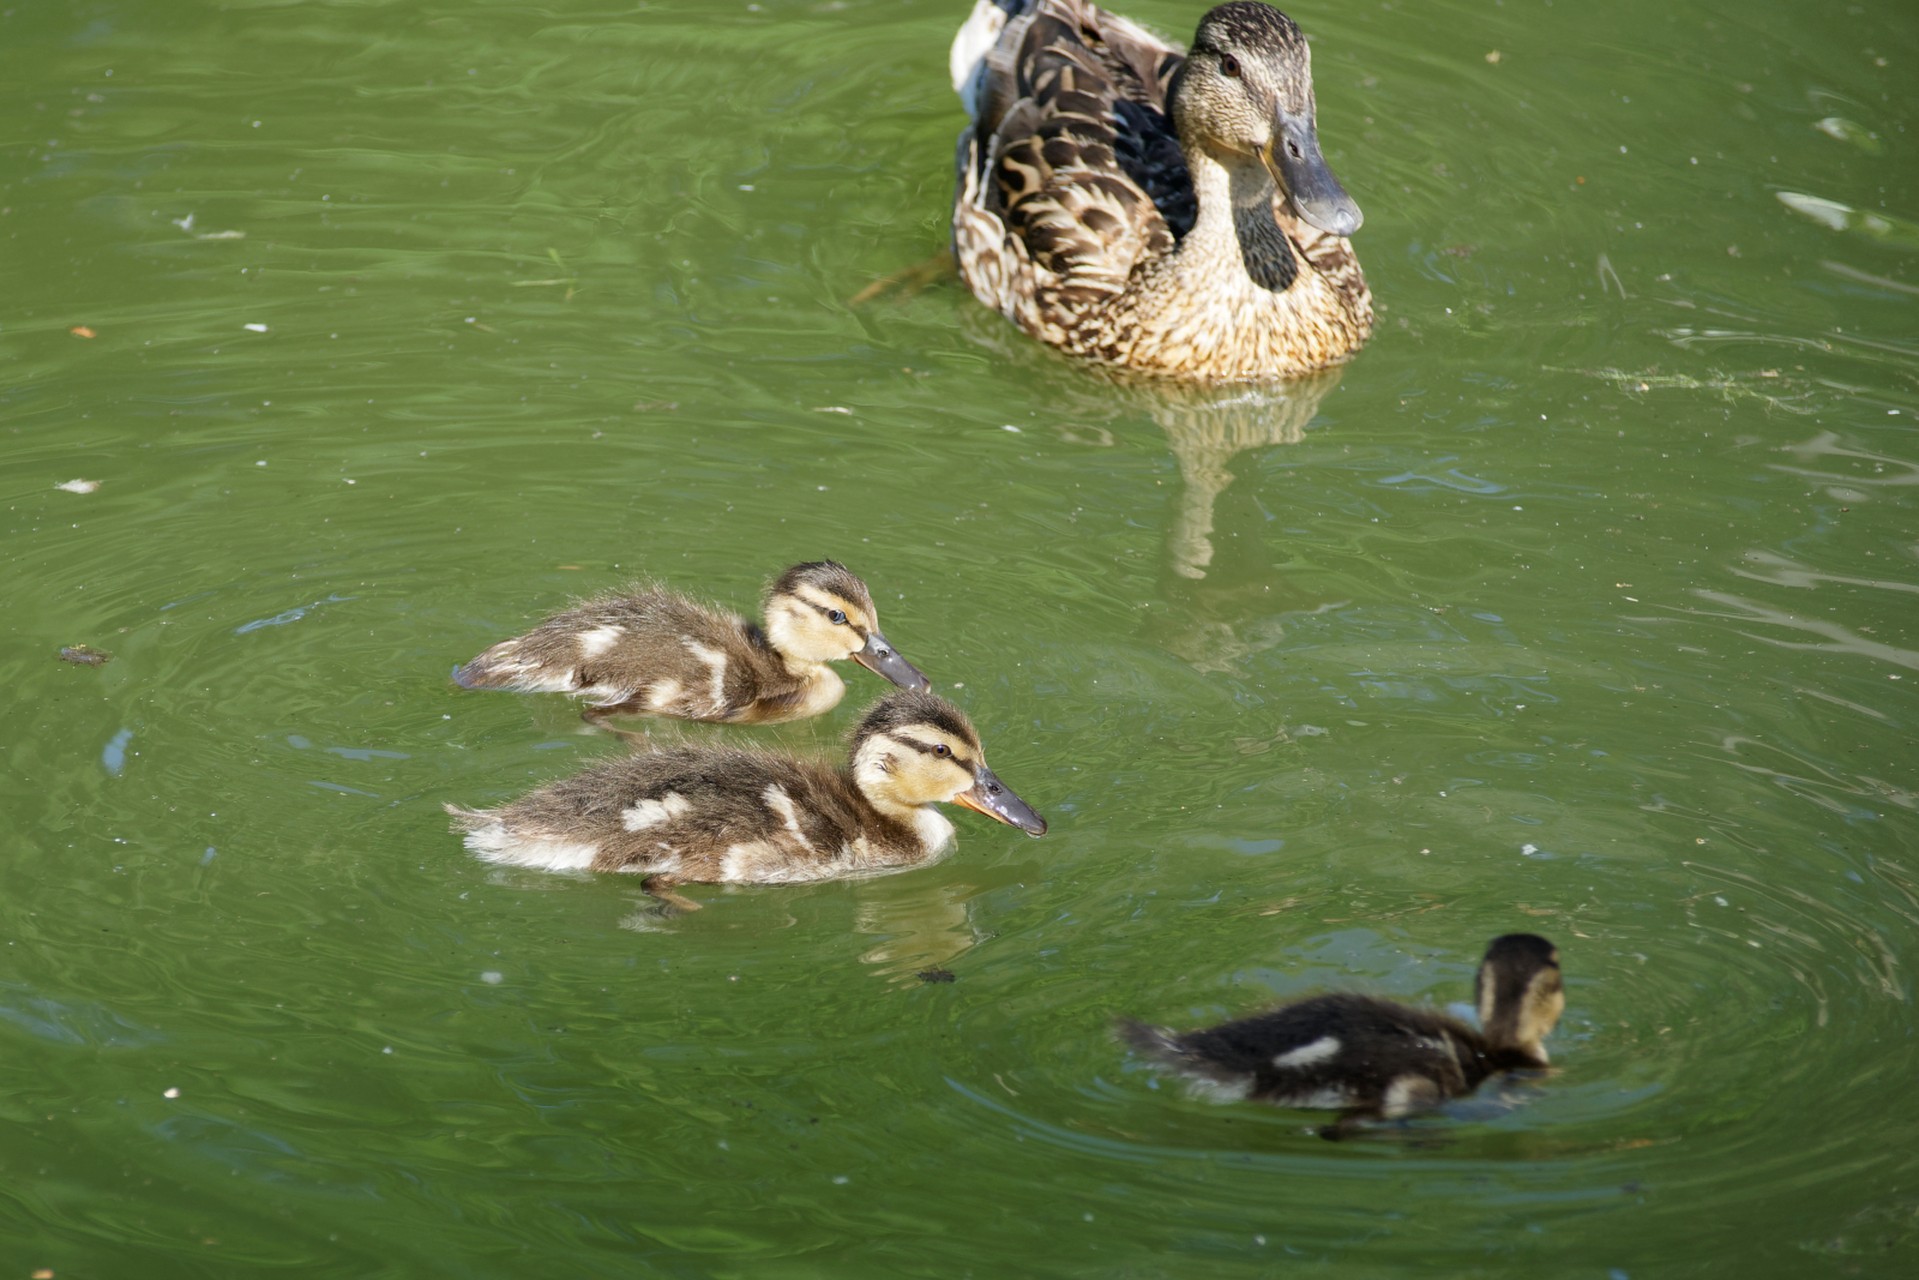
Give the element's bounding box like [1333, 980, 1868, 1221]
[762, 560, 930, 689]
[850, 689, 1047, 836]
[1171, 2, 1363, 237]
[1474, 933, 1566, 1062]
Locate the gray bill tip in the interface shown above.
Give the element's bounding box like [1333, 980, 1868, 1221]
[855, 630, 931, 691]
[960, 767, 1048, 836]
[1267, 121, 1363, 238]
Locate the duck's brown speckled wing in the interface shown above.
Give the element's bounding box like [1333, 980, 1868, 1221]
[955, 0, 1189, 350]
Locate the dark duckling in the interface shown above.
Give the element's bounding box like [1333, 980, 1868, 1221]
[1121, 934, 1565, 1134]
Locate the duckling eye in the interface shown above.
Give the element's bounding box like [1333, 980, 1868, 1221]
[1220, 53, 1241, 78]
[828, 609, 847, 625]
[933, 743, 950, 758]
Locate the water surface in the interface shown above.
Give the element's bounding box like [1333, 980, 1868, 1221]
[3, 0, 1917, 1274]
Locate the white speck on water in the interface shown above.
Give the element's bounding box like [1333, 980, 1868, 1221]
[480, 971, 503, 985]
[243, 323, 268, 333]
[1714, 895, 1729, 907]
[1255, 1235, 1267, 1246]
[56, 479, 100, 493]
[831, 1175, 849, 1185]
[1002, 424, 1022, 432]
[163, 1087, 180, 1099]
[1521, 843, 1542, 857]
[255, 460, 267, 467]
[382, 1046, 393, 1054]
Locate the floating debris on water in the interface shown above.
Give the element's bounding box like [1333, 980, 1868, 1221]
[101, 729, 133, 776]
[56, 478, 100, 494]
[233, 593, 353, 635]
[59, 644, 112, 666]
[915, 968, 957, 984]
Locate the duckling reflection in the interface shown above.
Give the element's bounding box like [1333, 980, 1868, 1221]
[454, 561, 928, 725]
[854, 878, 982, 982]
[447, 689, 1046, 914]
[1120, 934, 1565, 1137]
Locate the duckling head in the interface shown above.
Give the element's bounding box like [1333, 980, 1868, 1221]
[850, 689, 1047, 836]
[1171, 2, 1362, 237]
[1474, 933, 1565, 1062]
[762, 561, 930, 690]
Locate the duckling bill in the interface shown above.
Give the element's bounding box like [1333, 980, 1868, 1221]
[1120, 934, 1565, 1135]
[447, 689, 1046, 911]
[453, 561, 928, 724]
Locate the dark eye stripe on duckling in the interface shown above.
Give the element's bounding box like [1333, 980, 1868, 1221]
[804, 600, 865, 635]
[890, 733, 975, 768]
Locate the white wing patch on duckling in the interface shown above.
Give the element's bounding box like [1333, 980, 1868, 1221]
[719, 841, 826, 884]
[576, 624, 624, 658]
[1381, 1074, 1438, 1118]
[1272, 1036, 1342, 1069]
[460, 820, 600, 872]
[682, 639, 729, 713]
[621, 791, 692, 832]
[761, 785, 814, 851]
[646, 678, 682, 710]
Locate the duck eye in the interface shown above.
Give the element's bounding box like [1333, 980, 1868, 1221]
[933, 743, 950, 758]
[1220, 53, 1241, 78]
[828, 609, 847, 624]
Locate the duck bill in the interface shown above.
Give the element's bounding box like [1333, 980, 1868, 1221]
[851, 629, 930, 691]
[1262, 118, 1363, 238]
[954, 766, 1047, 836]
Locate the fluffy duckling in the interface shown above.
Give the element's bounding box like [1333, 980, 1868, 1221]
[446, 689, 1047, 911]
[453, 561, 928, 724]
[1120, 934, 1564, 1134]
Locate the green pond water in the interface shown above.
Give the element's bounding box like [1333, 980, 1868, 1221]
[4, 0, 1917, 1273]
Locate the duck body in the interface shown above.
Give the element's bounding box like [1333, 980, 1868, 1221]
[1121, 934, 1565, 1128]
[447, 690, 1047, 909]
[453, 562, 927, 724]
[951, 1, 1373, 381]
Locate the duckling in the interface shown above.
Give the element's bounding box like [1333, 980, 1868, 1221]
[950, 1, 1372, 380]
[1120, 934, 1564, 1135]
[445, 688, 1047, 911]
[453, 561, 929, 724]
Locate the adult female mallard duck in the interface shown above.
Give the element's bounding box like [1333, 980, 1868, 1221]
[453, 561, 928, 724]
[446, 689, 1047, 911]
[950, 1, 1372, 380]
[1120, 934, 1565, 1134]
